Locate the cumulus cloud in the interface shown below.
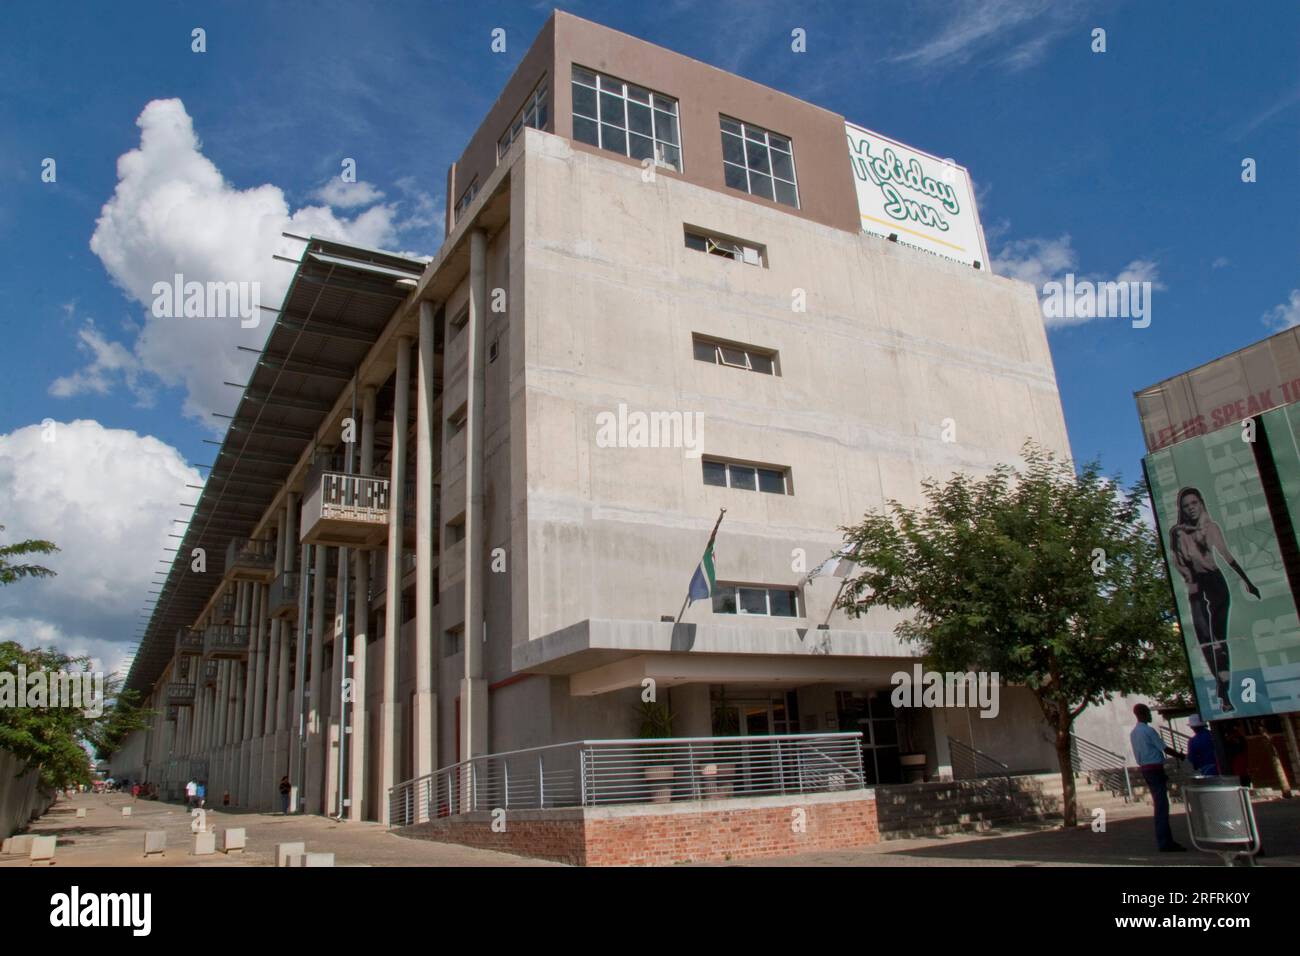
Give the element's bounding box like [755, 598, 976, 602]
[0, 419, 200, 677]
[993, 232, 1166, 330]
[48, 320, 152, 405]
[80, 98, 425, 429]
[1262, 289, 1300, 332]
[311, 178, 386, 208]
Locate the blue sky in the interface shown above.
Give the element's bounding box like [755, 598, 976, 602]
[0, 0, 1297, 674]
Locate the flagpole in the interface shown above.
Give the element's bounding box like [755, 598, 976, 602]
[675, 508, 726, 625]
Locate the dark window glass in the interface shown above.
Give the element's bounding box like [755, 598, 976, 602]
[685, 234, 709, 253]
[659, 144, 681, 169]
[757, 468, 785, 494]
[749, 352, 774, 374]
[572, 65, 597, 87]
[723, 163, 748, 191]
[628, 133, 654, 162]
[771, 150, 795, 181]
[702, 460, 727, 486]
[572, 83, 597, 119]
[721, 132, 745, 165]
[599, 92, 623, 124]
[654, 110, 679, 145]
[745, 139, 771, 174]
[768, 590, 797, 617]
[720, 116, 742, 135]
[728, 465, 757, 490]
[774, 180, 798, 208]
[712, 588, 737, 614]
[573, 115, 599, 146]
[601, 124, 626, 154]
[627, 101, 653, 136]
[739, 587, 767, 614]
[719, 345, 748, 366]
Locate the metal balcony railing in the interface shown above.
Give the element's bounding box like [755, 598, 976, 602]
[203, 624, 250, 659]
[166, 683, 195, 706]
[320, 472, 390, 522]
[202, 660, 219, 686]
[215, 590, 237, 621]
[387, 732, 866, 828]
[268, 570, 300, 618]
[175, 627, 204, 656]
[225, 537, 274, 576]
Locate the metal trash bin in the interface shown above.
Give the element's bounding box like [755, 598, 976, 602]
[1183, 776, 1261, 866]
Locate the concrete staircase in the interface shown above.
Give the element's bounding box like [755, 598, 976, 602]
[875, 770, 1174, 840]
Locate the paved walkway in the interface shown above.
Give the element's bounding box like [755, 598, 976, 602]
[6, 791, 1296, 867]
[714, 797, 1300, 867]
[0, 792, 560, 867]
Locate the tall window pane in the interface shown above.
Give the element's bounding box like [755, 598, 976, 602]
[572, 66, 681, 171]
[719, 116, 799, 208]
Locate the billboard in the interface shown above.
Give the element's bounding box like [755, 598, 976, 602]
[844, 121, 987, 268]
[1135, 326, 1300, 451]
[1146, 423, 1300, 719]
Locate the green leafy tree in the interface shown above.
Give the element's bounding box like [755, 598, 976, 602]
[0, 525, 58, 584]
[836, 442, 1180, 827]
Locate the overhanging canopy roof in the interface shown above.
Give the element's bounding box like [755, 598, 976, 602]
[124, 237, 425, 695]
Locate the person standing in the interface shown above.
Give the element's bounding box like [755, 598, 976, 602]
[1186, 715, 1218, 776]
[185, 778, 197, 809]
[1131, 704, 1186, 852]
[279, 775, 292, 815]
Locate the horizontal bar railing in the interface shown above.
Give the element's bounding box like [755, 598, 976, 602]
[203, 623, 250, 658]
[387, 733, 867, 828]
[948, 736, 1010, 780]
[225, 537, 274, 572]
[174, 627, 204, 655]
[1070, 733, 1133, 802]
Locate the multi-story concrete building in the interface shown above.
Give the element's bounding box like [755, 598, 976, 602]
[110, 12, 1130, 833]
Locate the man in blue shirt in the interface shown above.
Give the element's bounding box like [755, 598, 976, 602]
[1186, 716, 1218, 776]
[1130, 704, 1186, 852]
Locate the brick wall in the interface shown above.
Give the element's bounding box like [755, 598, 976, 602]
[396, 792, 878, 865]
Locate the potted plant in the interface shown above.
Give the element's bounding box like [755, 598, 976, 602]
[635, 700, 676, 802]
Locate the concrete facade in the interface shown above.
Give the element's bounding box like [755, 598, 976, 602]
[112, 11, 1136, 831]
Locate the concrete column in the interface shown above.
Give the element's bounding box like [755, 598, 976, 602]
[251, 581, 267, 738]
[326, 548, 347, 816]
[380, 336, 412, 823]
[347, 387, 376, 821]
[290, 536, 309, 813]
[415, 300, 439, 780]
[931, 710, 954, 782]
[242, 585, 258, 741]
[265, 621, 281, 736]
[461, 229, 489, 763]
[307, 543, 328, 814]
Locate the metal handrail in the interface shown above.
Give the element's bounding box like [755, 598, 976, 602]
[948, 736, 1010, 779]
[387, 733, 867, 827]
[1070, 733, 1133, 802]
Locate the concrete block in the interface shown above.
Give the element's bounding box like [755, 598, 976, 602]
[193, 831, 216, 856]
[75, 808, 87, 818]
[275, 841, 305, 867]
[302, 852, 334, 867]
[29, 836, 56, 865]
[286, 853, 306, 867]
[121, 806, 132, 817]
[3, 835, 35, 855]
[143, 831, 166, 857]
[221, 828, 246, 854]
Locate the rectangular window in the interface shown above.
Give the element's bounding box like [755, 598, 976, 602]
[497, 80, 549, 161]
[684, 227, 765, 266]
[449, 305, 469, 340]
[692, 334, 778, 375]
[453, 178, 479, 224]
[447, 402, 468, 436]
[701, 458, 790, 495]
[720, 116, 798, 208]
[444, 624, 464, 656]
[712, 584, 801, 617]
[571, 65, 681, 171]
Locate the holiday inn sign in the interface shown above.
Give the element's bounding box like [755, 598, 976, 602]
[845, 121, 988, 268]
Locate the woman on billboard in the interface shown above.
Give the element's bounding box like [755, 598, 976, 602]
[1169, 487, 1261, 713]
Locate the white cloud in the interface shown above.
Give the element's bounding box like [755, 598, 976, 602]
[1211, 256, 1230, 270]
[0, 618, 133, 684]
[83, 98, 419, 430]
[890, 0, 1076, 73]
[311, 178, 386, 208]
[49, 320, 152, 405]
[993, 234, 1165, 330]
[0, 419, 200, 676]
[1262, 289, 1300, 332]
[992, 233, 1078, 289]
